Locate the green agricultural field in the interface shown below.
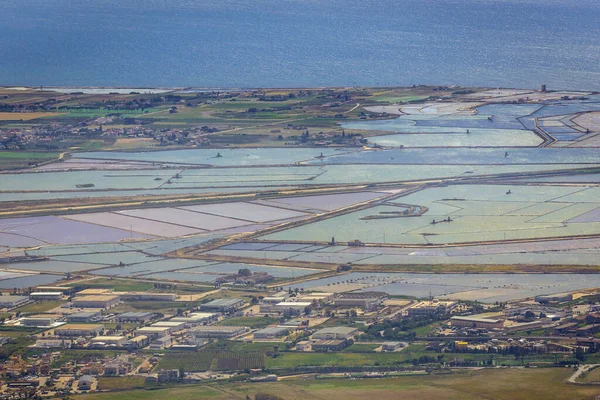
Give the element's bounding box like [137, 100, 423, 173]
[15, 301, 63, 314]
[157, 350, 265, 372]
[0, 151, 59, 169]
[73, 368, 597, 400]
[97, 376, 145, 391]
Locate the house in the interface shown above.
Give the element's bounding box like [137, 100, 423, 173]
[78, 375, 93, 391]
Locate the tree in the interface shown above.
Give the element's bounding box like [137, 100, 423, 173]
[524, 310, 536, 320]
[575, 347, 586, 362]
[238, 268, 252, 277]
[179, 366, 185, 380]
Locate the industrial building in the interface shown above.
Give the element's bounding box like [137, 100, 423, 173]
[311, 326, 359, 340]
[72, 295, 120, 309]
[200, 298, 245, 313]
[54, 324, 104, 337]
[114, 312, 155, 323]
[406, 300, 457, 317]
[35, 338, 72, 349]
[381, 341, 404, 351]
[150, 321, 186, 332]
[134, 326, 171, 339]
[21, 315, 60, 327]
[535, 293, 574, 303]
[271, 301, 312, 316]
[89, 336, 127, 347]
[170, 312, 218, 327]
[253, 326, 290, 339]
[29, 292, 63, 301]
[149, 336, 172, 350]
[450, 316, 504, 330]
[0, 296, 28, 309]
[311, 339, 349, 352]
[191, 325, 248, 338]
[66, 311, 101, 323]
[334, 292, 387, 311]
[118, 292, 177, 301]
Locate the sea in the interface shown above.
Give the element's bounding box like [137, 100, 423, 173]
[2, 0, 600, 90]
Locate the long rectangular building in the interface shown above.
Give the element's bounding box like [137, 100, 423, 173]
[191, 325, 248, 338]
[450, 316, 504, 330]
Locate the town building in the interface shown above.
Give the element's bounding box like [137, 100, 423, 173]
[334, 292, 387, 311]
[450, 316, 504, 330]
[72, 295, 120, 309]
[54, 324, 104, 337]
[77, 375, 93, 391]
[312, 327, 359, 340]
[200, 298, 245, 313]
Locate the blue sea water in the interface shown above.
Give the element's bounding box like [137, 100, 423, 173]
[2, 0, 600, 89]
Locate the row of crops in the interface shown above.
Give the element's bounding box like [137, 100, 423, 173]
[158, 350, 265, 372]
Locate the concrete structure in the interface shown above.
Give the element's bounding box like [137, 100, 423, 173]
[450, 316, 504, 330]
[200, 298, 245, 313]
[66, 311, 101, 323]
[170, 312, 218, 327]
[29, 292, 63, 301]
[54, 324, 104, 337]
[191, 325, 248, 338]
[134, 326, 170, 339]
[253, 326, 290, 339]
[114, 312, 154, 323]
[312, 326, 359, 340]
[381, 341, 404, 351]
[90, 336, 127, 347]
[118, 292, 177, 301]
[311, 339, 348, 352]
[72, 295, 120, 309]
[0, 296, 28, 309]
[334, 292, 387, 311]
